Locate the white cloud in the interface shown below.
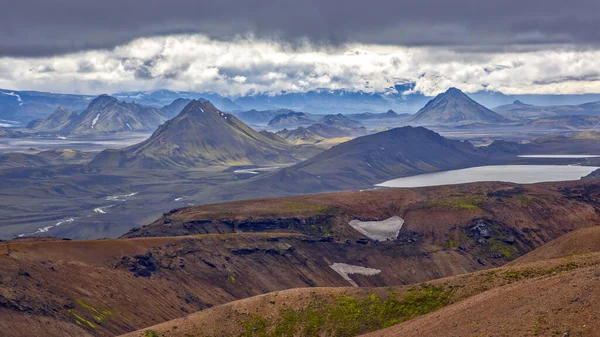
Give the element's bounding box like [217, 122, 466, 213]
[1, 34, 600, 96]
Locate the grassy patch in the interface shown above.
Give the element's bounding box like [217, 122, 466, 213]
[488, 238, 520, 260]
[239, 285, 454, 337]
[281, 201, 333, 215]
[427, 197, 483, 211]
[67, 299, 113, 330]
[143, 330, 162, 337]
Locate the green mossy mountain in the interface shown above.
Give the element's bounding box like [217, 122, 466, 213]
[90, 100, 298, 169]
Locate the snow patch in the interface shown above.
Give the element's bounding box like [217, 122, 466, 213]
[329, 263, 381, 287]
[91, 113, 100, 128]
[1, 91, 23, 105]
[126, 123, 132, 130]
[16, 218, 75, 238]
[234, 169, 259, 174]
[349, 216, 404, 241]
[94, 205, 115, 214]
[105, 192, 137, 201]
[174, 197, 185, 201]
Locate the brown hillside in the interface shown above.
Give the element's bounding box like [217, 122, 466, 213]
[121, 250, 600, 337]
[511, 226, 600, 264]
[4, 180, 600, 336]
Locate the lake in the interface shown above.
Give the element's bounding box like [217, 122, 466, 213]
[376, 165, 600, 188]
[518, 155, 600, 158]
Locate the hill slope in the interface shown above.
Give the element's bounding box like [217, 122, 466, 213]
[3, 179, 600, 336]
[90, 100, 298, 169]
[260, 126, 489, 191]
[70, 95, 166, 134]
[525, 114, 600, 130]
[408, 88, 507, 125]
[27, 107, 78, 132]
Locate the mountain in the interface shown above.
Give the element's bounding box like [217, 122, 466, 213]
[494, 99, 600, 118]
[235, 109, 296, 125]
[158, 98, 192, 119]
[0, 89, 94, 124]
[261, 126, 489, 191]
[408, 88, 508, 125]
[90, 100, 298, 169]
[0, 152, 51, 169]
[113, 89, 241, 111]
[0, 128, 25, 138]
[69, 95, 167, 134]
[276, 126, 326, 144]
[268, 111, 316, 128]
[525, 115, 600, 130]
[320, 113, 363, 129]
[27, 106, 78, 132]
[348, 109, 411, 120]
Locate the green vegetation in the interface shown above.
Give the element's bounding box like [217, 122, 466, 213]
[143, 330, 162, 337]
[427, 197, 483, 211]
[443, 238, 460, 249]
[494, 262, 580, 283]
[488, 238, 520, 260]
[228, 275, 237, 283]
[518, 197, 533, 206]
[281, 201, 334, 215]
[67, 299, 113, 330]
[239, 285, 454, 337]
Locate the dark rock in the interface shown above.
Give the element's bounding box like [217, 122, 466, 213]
[477, 258, 486, 266]
[356, 238, 369, 245]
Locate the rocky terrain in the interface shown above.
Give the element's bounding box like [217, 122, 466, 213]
[2, 179, 599, 336]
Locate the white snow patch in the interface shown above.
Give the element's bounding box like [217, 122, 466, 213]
[200, 108, 204, 112]
[126, 123, 132, 130]
[349, 216, 404, 241]
[91, 113, 100, 128]
[57, 136, 67, 140]
[329, 263, 381, 287]
[106, 192, 137, 201]
[94, 205, 115, 214]
[174, 197, 185, 201]
[1, 91, 23, 105]
[16, 218, 75, 237]
[234, 169, 260, 174]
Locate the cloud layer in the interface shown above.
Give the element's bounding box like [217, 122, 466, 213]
[2, 35, 600, 96]
[3, 0, 600, 56]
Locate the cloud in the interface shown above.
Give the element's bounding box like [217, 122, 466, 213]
[3, 0, 600, 56]
[3, 35, 600, 96]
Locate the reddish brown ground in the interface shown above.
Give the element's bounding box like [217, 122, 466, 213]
[3, 180, 600, 336]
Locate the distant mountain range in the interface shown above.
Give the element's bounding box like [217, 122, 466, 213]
[494, 100, 600, 118]
[90, 100, 301, 169]
[28, 95, 168, 134]
[6, 86, 600, 126]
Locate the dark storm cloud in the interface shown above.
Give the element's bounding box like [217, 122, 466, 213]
[3, 0, 600, 57]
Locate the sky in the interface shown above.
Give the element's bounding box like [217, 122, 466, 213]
[2, 0, 600, 96]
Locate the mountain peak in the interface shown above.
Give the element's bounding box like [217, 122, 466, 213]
[513, 100, 526, 105]
[89, 94, 118, 107]
[408, 87, 507, 125]
[444, 87, 464, 95]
